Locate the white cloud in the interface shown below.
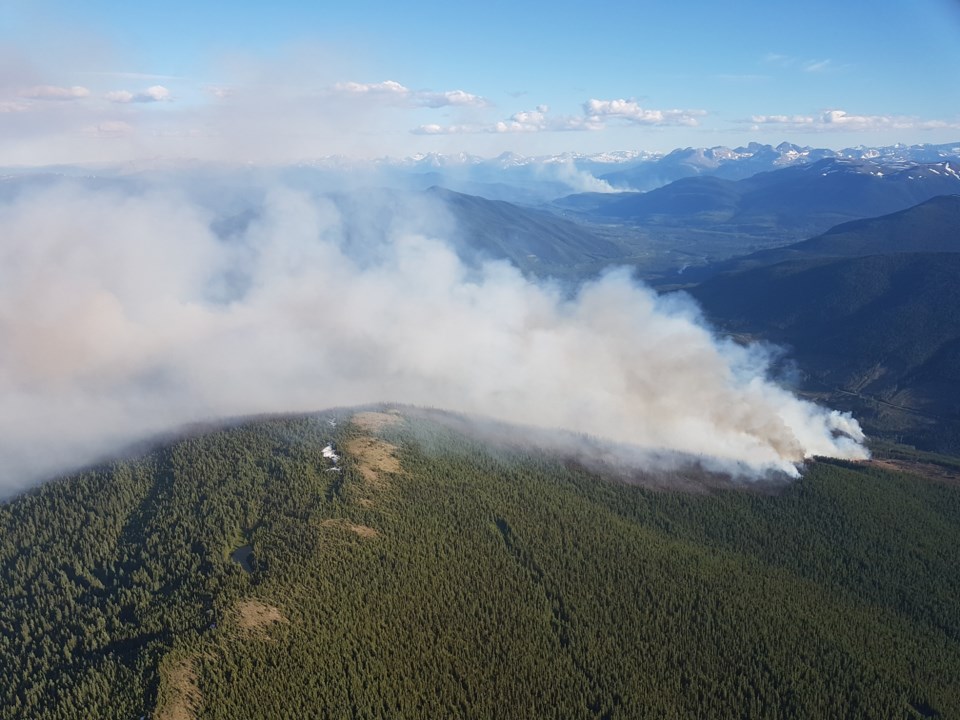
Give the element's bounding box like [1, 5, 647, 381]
[105, 90, 134, 103]
[750, 113, 816, 125]
[413, 123, 477, 135]
[413, 104, 596, 135]
[749, 109, 960, 132]
[417, 88, 488, 108]
[494, 106, 551, 133]
[19, 85, 90, 101]
[584, 99, 705, 127]
[416, 98, 704, 135]
[490, 105, 579, 133]
[138, 85, 171, 102]
[334, 79, 408, 98]
[333, 80, 488, 108]
[0, 101, 30, 113]
[497, 105, 600, 132]
[106, 85, 172, 103]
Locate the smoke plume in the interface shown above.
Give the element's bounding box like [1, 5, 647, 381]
[0, 174, 866, 493]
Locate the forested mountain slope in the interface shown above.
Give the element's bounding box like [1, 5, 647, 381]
[426, 186, 625, 276]
[673, 194, 960, 283]
[3, 408, 960, 719]
[689, 253, 960, 450]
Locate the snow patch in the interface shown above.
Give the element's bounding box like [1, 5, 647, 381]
[322, 444, 339, 463]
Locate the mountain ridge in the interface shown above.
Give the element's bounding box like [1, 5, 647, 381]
[669, 194, 960, 283]
[3, 407, 960, 718]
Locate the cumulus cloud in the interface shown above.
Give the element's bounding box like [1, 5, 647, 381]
[106, 85, 172, 103]
[749, 109, 960, 132]
[104, 90, 134, 103]
[418, 88, 488, 108]
[335, 79, 408, 98]
[750, 113, 815, 125]
[494, 106, 551, 133]
[413, 123, 477, 135]
[0, 175, 867, 494]
[333, 80, 488, 108]
[494, 105, 599, 133]
[139, 85, 172, 102]
[584, 99, 706, 127]
[413, 99, 704, 135]
[413, 106, 572, 135]
[415, 106, 600, 135]
[19, 85, 90, 100]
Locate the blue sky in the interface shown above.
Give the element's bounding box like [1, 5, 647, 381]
[2, 0, 959, 163]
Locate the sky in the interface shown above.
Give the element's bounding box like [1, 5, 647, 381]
[2, 0, 960, 164]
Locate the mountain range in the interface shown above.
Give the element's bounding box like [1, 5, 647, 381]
[7, 141, 959, 202]
[268, 141, 960, 201]
[595, 141, 960, 190]
[560, 158, 960, 226]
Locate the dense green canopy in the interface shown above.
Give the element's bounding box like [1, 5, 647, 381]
[2, 408, 958, 719]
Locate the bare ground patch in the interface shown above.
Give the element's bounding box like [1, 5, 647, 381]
[233, 598, 288, 639]
[352, 410, 402, 433]
[343, 435, 401, 487]
[866, 458, 960, 487]
[321, 518, 379, 539]
[155, 656, 201, 720]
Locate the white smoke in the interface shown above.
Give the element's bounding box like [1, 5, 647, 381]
[0, 175, 866, 493]
[536, 160, 621, 194]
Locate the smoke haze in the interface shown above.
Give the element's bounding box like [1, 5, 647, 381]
[0, 174, 867, 493]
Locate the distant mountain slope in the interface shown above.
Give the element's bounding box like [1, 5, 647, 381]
[603, 159, 960, 223]
[425, 186, 625, 276]
[673, 194, 960, 282]
[3, 408, 960, 719]
[559, 159, 960, 247]
[597, 142, 834, 189]
[786, 193, 960, 255]
[689, 253, 960, 448]
[211, 183, 615, 288]
[598, 140, 960, 191]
